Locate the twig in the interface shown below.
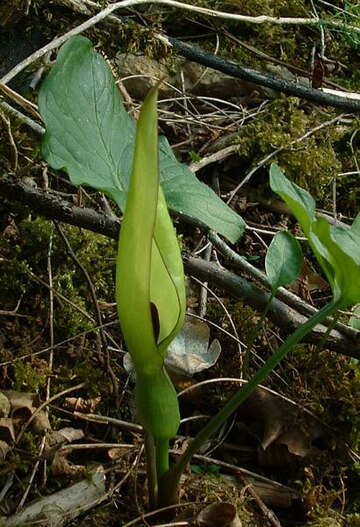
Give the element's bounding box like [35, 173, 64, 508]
[0, 321, 118, 368]
[237, 472, 283, 527]
[208, 229, 356, 341]
[0, 100, 45, 135]
[1, 177, 359, 356]
[0, 82, 41, 120]
[0, 177, 120, 240]
[226, 113, 346, 202]
[167, 37, 360, 112]
[16, 436, 47, 512]
[25, 267, 96, 324]
[0, 108, 18, 171]
[73, 411, 142, 433]
[189, 144, 240, 173]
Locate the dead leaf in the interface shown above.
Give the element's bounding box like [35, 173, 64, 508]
[44, 427, 85, 462]
[197, 502, 242, 527]
[291, 259, 329, 297]
[0, 439, 10, 460]
[4, 390, 40, 421]
[51, 427, 85, 445]
[63, 397, 101, 413]
[0, 418, 15, 442]
[238, 388, 330, 470]
[29, 411, 51, 434]
[124, 316, 221, 379]
[312, 60, 325, 89]
[0, 390, 51, 435]
[166, 317, 222, 377]
[51, 447, 85, 476]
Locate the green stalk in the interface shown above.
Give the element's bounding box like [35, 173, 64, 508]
[156, 438, 170, 480]
[159, 300, 340, 507]
[144, 433, 158, 510]
[314, 310, 341, 355]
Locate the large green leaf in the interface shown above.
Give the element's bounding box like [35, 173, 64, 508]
[312, 218, 360, 307]
[38, 35, 244, 243]
[270, 163, 360, 308]
[269, 163, 315, 236]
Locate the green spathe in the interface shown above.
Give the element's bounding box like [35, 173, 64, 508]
[116, 83, 185, 442]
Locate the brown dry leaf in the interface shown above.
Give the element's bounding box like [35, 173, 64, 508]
[51, 447, 85, 476]
[0, 418, 15, 442]
[44, 427, 85, 462]
[291, 259, 329, 296]
[239, 388, 288, 451]
[63, 396, 101, 413]
[29, 411, 51, 434]
[50, 427, 85, 445]
[4, 390, 40, 420]
[312, 60, 325, 89]
[0, 390, 50, 434]
[239, 388, 329, 470]
[197, 502, 242, 527]
[0, 439, 10, 460]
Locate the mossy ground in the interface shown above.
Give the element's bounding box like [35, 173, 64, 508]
[0, 0, 359, 525]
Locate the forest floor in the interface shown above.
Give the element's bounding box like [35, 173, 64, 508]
[0, 1, 360, 526]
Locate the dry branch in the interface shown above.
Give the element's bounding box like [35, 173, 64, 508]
[1, 176, 359, 357]
[0, 468, 106, 527]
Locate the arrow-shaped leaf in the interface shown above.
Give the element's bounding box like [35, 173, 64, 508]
[38, 35, 245, 243]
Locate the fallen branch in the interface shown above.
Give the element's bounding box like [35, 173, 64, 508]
[0, 176, 119, 239]
[0, 468, 106, 527]
[167, 37, 360, 112]
[1, 176, 359, 357]
[184, 257, 360, 358]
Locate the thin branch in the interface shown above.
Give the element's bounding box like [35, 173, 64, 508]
[54, 221, 119, 398]
[184, 257, 360, 358]
[1, 176, 359, 356]
[166, 38, 360, 112]
[0, 176, 120, 239]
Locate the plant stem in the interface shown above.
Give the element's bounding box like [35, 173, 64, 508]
[159, 300, 339, 506]
[144, 433, 158, 509]
[156, 438, 170, 480]
[314, 310, 341, 355]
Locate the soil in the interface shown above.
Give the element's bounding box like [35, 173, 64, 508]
[0, 1, 359, 526]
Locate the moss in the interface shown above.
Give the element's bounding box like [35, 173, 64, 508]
[230, 100, 345, 201]
[13, 361, 47, 393]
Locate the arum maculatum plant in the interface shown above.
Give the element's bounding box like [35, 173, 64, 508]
[116, 84, 186, 508]
[38, 36, 360, 511]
